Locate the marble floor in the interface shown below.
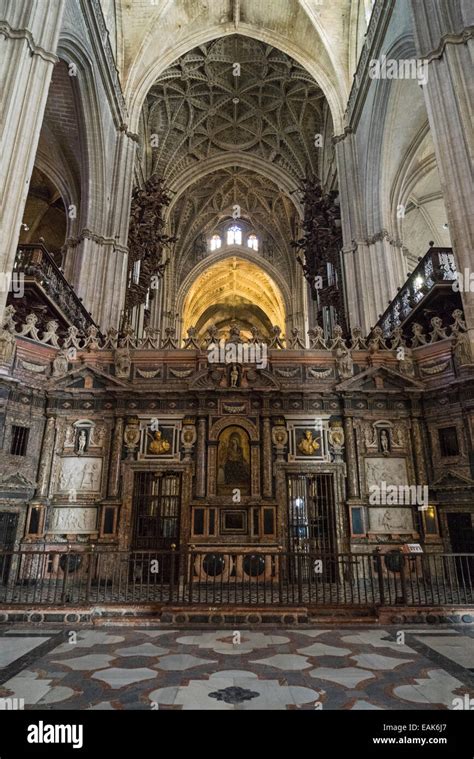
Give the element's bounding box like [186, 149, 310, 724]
[0, 625, 472, 710]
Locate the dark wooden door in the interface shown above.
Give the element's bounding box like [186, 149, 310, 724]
[131, 472, 181, 550]
[446, 513, 474, 582]
[0, 512, 18, 583]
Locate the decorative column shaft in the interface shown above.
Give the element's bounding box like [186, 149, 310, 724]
[36, 417, 56, 497]
[411, 417, 428, 485]
[0, 0, 65, 319]
[262, 417, 272, 497]
[108, 417, 124, 497]
[196, 417, 207, 497]
[343, 415, 359, 498]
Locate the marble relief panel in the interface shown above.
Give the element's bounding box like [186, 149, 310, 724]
[57, 457, 103, 494]
[50, 507, 98, 534]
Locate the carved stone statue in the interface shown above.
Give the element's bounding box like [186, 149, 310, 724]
[429, 316, 447, 342]
[115, 343, 131, 379]
[77, 430, 87, 454]
[0, 328, 16, 367]
[380, 429, 390, 454]
[230, 364, 239, 387]
[52, 349, 69, 377]
[308, 326, 327, 350]
[350, 326, 367, 350]
[398, 346, 416, 377]
[19, 313, 40, 341]
[336, 347, 353, 379]
[42, 320, 60, 347]
[268, 325, 285, 349]
[2, 305, 16, 332]
[227, 321, 242, 344]
[84, 325, 100, 351]
[328, 421, 345, 453]
[298, 429, 320, 455]
[364, 424, 377, 449]
[411, 323, 427, 347]
[453, 330, 473, 367]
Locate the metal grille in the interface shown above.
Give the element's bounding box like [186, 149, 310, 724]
[287, 474, 337, 554]
[10, 426, 29, 456]
[131, 472, 181, 549]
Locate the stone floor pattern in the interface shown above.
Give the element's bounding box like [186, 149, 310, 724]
[0, 626, 472, 710]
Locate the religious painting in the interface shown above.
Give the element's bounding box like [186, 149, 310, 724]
[217, 426, 251, 496]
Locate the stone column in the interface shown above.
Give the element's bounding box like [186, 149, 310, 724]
[343, 415, 359, 498]
[411, 417, 428, 485]
[195, 417, 207, 497]
[334, 131, 370, 332]
[262, 417, 272, 497]
[107, 417, 124, 497]
[335, 131, 407, 333]
[409, 0, 474, 351]
[0, 0, 65, 319]
[63, 130, 137, 330]
[36, 417, 57, 497]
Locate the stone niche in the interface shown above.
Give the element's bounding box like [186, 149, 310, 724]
[50, 506, 98, 534]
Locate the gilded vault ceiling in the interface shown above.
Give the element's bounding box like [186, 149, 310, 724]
[181, 256, 286, 340]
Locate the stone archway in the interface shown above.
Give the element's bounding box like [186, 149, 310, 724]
[179, 255, 287, 343]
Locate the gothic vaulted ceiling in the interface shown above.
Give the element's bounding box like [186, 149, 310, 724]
[147, 35, 326, 185]
[170, 166, 299, 282]
[144, 35, 328, 281]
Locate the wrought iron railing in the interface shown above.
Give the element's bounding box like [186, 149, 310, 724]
[371, 246, 457, 339]
[0, 548, 472, 608]
[13, 244, 98, 332]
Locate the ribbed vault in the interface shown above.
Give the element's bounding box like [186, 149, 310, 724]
[181, 256, 286, 341]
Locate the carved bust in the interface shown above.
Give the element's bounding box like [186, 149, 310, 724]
[148, 429, 170, 455]
[298, 429, 320, 455]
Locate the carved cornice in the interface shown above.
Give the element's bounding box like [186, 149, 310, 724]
[65, 229, 128, 254]
[332, 127, 353, 145]
[365, 229, 404, 248]
[423, 27, 474, 63]
[0, 21, 59, 64]
[119, 123, 140, 142]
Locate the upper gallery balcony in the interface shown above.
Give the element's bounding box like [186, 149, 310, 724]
[7, 244, 98, 336]
[370, 245, 460, 341]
